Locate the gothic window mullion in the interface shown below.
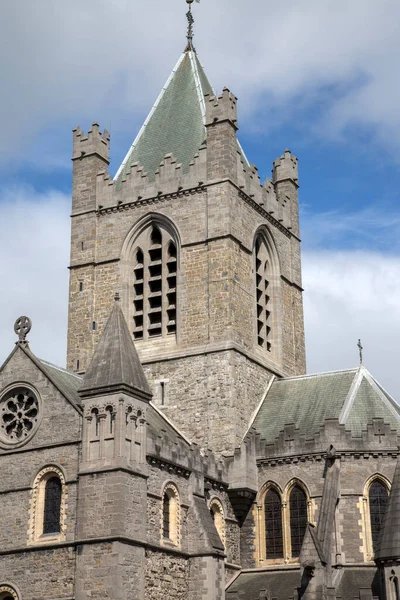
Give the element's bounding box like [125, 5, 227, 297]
[133, 248, 144, 341]
[161, 233, 168, 338]
[148, 226, 163, 338]
[167, 242, 177, 336]
[143, 244, 150, 341]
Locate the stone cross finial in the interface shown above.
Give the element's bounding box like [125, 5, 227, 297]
[14, 316, 32, 342]
[357, 339, 363, 365]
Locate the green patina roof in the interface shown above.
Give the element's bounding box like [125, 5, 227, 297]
[253, 367, 400, 443]
[115, 50, 213, 184]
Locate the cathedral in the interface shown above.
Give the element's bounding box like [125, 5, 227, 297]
[1, 2, 400, 599]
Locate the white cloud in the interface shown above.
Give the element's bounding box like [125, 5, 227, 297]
[0, 188, 399, 404]
[303, 251, 400, 399]
[1, 0, 400, 167]
[0, 186, 70, 367]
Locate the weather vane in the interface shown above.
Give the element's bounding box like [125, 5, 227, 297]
[357, 339, 363, 365]
[186, 0, 200, 50]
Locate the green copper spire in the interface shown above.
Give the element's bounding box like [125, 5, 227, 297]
[114, 48, 212, 184]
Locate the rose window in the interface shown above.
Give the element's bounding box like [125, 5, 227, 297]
[0, 387, 40, 445]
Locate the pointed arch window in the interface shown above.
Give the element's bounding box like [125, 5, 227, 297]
[161, 483, 181, 547]
[43, 476, 62, 534]
[29, 466, 67, 545]
[265, 488, 283, 559]
[209, 498, 226, 548]
[369, 480, 389, 552]
[132, 224, 178, 342]
[289, 485, 307, 557]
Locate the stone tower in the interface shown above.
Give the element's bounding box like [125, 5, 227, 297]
[67, 30, 306, 455]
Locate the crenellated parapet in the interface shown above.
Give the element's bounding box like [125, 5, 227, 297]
[272, 149, 299, 186]
[72, 122, 110, 163]
[257, 417, 399, 463]
[205, 87, 238, 128]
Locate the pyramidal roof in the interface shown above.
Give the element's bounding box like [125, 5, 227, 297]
[115, 48, 213, 183]
[79, 299, 152, 401]
[252, 366, 400, 443]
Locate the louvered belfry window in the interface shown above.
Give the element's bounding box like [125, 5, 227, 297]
[265, 488, 284, 559]
[255, 236, 272, 351]
[43, 476, 62, 534]
[369, 481, 389, 552]
[133, 225, 177, 341]
[289, 486, 307, 557]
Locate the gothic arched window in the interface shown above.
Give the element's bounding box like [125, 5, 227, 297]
[132, 224, 177, 342]
[265, 488, 283, 559]
[209, 498, 226, 548]
[43, 476, 62, 534]
[289, 486, 307, 557]
[29, 466, 67, 544]
[161, 483, 180, 546]
[369, 480, 389, 552]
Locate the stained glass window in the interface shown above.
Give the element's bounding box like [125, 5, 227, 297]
[369, 480, 388, 552]
[43, 476, 62, 535]
[289, 486, 307, 557]
[163, 493, 170, 539]
[265, 488, 283, 559]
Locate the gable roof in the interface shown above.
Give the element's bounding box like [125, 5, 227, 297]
[0, 343, 82, 412]
[115, 49, 212, 184]
[79, 299, 152, 400]
[252, 366, 400, 444]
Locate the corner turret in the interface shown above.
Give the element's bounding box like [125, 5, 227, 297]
[272, 149, 300, 237]
[205, 88, 239, 182]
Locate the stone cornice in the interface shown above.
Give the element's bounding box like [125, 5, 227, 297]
[97, 185, 206, 216]
[147, 455, 191, 479]
[257, 449, 399, 466]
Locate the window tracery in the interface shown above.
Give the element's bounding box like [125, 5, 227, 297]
[28, 466, 67, 545]
[255, 236, 272, 351]
[255, 480, 311, 566]
[0, 386, 41, 447]
[132, 224, 178, 342]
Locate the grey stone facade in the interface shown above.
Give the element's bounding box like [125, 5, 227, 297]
[0, 33, 399, 600]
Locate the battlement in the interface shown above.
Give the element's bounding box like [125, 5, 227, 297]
[272, 148, 298, 184]
[72, 122, 110, 162]
[205, 87, 238, 128]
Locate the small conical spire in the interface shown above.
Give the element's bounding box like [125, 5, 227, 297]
[79, 300, 152, 401]
[185, 0, 200, 51]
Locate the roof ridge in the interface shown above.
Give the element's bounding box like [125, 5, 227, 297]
[275, 367, 359, 382]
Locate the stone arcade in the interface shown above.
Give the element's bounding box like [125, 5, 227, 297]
[1, 4, 400, 600]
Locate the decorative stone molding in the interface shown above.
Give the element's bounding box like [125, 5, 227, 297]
[28, 465, 67, 546]
[161, 481, 181, 548]
[148, 456, 191, 479]
[97, 186, 205, 216]
[0, 585, 19, 600]
[0, 384, 42, 449]
[254, 478, 314, 567]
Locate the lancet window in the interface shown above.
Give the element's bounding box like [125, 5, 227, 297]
[369, 480, 389, 552]
[289, 485, 308, 557]
[161, 483, 180, 547]
[132, 225, 177, 341]
[257, 480, 311, 565]
[265, 488, 283, 559]
[209, 498, 226, 548]
[28, 466, 67, 544]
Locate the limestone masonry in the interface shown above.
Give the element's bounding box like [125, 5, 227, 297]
[0, 18, 399, 600]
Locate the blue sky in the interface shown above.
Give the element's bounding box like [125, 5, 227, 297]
[1, 0, 400, 398]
